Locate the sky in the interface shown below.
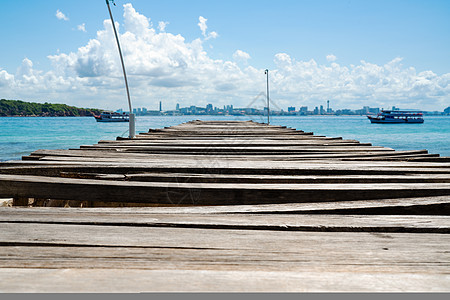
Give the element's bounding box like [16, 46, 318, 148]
[0, 0, 449, 111]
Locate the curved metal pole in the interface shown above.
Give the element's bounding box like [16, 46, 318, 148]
[106, 0, 135, 138]
[265, 69, 270, 125]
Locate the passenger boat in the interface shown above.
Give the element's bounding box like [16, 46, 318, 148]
[94, 111, 130, 122]
[367, 110, 424, 124]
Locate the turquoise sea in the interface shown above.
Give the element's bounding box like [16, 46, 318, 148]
[0, 115, 449, 161]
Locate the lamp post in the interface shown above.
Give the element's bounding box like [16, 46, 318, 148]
[265, 69, 270, 125]
[105, 0, 135, 138]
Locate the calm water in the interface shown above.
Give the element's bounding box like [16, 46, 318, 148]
[0, 115, 449, 161]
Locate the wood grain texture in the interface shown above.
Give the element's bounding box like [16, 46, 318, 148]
[1, 120, 449, 292]
[0, 221, 449, 292]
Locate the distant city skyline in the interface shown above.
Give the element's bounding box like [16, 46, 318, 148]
[0, 1, 449, 111]
[120, 102, 450, 117]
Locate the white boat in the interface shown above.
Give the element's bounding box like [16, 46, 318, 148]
[367, 110, 424, 124]
[94, 112, 129, 122]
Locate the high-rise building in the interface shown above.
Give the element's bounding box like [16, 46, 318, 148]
[327, 100, 332, 113]
[159, 101, 162, 112]
[363, 106, 370, 114]
[288, 106, 295, 112]
[300, 106, 308, 115]
[176, 103, 180, 111]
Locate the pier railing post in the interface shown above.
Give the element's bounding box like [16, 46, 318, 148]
[265, 69, 270, 125]
[129, 113, 136, 138]
[106, 0, 135, 138]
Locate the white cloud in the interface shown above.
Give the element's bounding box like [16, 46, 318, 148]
[56, 9, 69, 21]
[77, 23, 86, 32]
[0, 4, 448, 112]
[233, 50, 251, 63]
[326, 54, 337, 62]
[0, 69, 14, 87]
[198, 16, 218, 40]
[198, 16, 208, 36]
[158, 21, 169, 32]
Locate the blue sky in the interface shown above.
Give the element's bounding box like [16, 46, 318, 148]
[0, 0, 449, 111]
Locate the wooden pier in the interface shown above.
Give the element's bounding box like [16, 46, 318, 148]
[0, 120, 449, 292]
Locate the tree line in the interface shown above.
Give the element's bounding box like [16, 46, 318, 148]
[0, 99, 103, 117]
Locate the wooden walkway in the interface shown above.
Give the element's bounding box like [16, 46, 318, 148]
[0, 120, 449, 292]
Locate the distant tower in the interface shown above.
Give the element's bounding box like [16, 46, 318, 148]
[327, 100, 330, 113]
[176, 103, 180, 111]
[159, 101, 162, 112]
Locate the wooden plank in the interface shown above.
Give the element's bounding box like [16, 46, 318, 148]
[0, 223, 448, 292]
[8, 155, 450, 169]
[79, 145, 393, 152]
[0, 222, 448, 261]
[0, 210, 448, 233]
[22, 149, 439, 164]
[0, 268, 448, 292]
[6, 195, 448, 214]
[86, 172, 450, 184]
[98, 137, 364, 144]
[1, 174, 450, 205]
[3, 163, 450, 181]
[133, 134, 344, 140]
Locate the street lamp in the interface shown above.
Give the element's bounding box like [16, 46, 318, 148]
[105, 0, 135, 138]
[265, 69, 270, 125]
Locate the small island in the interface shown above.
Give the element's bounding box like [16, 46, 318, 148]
[0, 99, 103, 117]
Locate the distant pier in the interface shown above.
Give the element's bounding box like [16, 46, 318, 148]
[0, 120, 449, 292]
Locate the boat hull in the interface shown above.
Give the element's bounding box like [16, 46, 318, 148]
[368, 117, 424, 124]
[95, 118, 129, 122]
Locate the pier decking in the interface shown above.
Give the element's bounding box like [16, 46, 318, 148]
[0, 120, 449, 292]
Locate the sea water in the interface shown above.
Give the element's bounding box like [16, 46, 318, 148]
[0, 115, 449, 161]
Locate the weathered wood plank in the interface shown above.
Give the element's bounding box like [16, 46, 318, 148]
[8, 155, 450, 169]
[1, 268, 449, 292]
[0, 222, 448, 257]
[98, 138, 366, 145]
[1, 174, 450, 205]
[79, 145, 393, 152]
[0, 210, 448, 233]
[0, 222, 448, 292]
[22, 149, 443, 167]
[5, 195, 448, 214]
[59, 171, 450, 184]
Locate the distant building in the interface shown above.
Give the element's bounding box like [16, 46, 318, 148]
[368, 107, 380, 114]
[176, 103, 180, 111]
[288, 106, 295, 112]
[320, 105, 325, 115]
[363, 106, 370, 114]
[299, 106, 308, 115]
[313, 107, 319, 115]
[206, 104, 213, 113]
[159, 101, 162, 112]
